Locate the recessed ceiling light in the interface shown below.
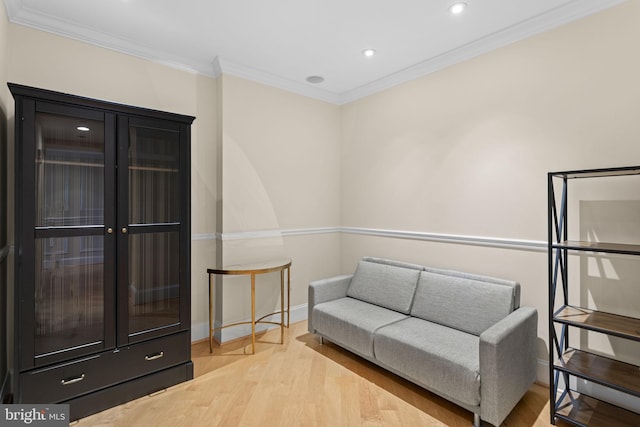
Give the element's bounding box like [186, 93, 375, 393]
[362, 48, 376, 58]
[449, 2, 467, 15]
[306, 75, 325, 84]
[77, 126, 90, 132]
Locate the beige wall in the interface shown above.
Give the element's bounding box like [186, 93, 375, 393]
[2, 24, 344, 343]
[216, 74, 342, 337]
[3, 0, 640, 386]
[4, 23, 220, 343]
[190, 75, 219, 342]
[221, 75, 341, 234]
[7, 25, 201, 114]
[340, 0, 640, 377]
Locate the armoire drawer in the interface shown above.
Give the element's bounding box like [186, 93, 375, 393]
[20, 332, 191, 403]
[20, 352, 125, 403]
[115, 332, 191, 380]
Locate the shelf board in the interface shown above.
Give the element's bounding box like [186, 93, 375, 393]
[552, 240, 640, 255]
[555, 349, 640, 397]
[554, 306, 640, 342]
[555, 392, 640, 427]
[550, 166, 640, 179]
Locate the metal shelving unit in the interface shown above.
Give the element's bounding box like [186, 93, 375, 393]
[548, 166, 640, 426]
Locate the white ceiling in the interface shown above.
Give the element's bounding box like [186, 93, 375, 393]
[3, 0, 625, 104]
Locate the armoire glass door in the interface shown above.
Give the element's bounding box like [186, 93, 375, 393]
[118, 116, 186, 343]
[29, 103, 116, 366]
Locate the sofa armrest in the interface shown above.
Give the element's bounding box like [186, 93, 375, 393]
[479, 306, 538, 427]
[307, 274, 353, 333]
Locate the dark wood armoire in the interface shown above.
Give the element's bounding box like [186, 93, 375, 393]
[8, 83, 194, 420]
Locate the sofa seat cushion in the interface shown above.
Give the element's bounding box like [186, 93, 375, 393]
[410, 270, 517, 336]
[313, 297, 408, 358]
[346, 260, 421, 314]
[374, 317, 481, 406]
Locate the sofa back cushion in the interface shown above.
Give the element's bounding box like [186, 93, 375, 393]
[346, 260, 421, 314]
[410, 269, 520, 335]
[362, 256, 426, 272]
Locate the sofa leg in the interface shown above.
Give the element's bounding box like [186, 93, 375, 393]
[320, 336, 324, 345]
[473, 413, 481, 427]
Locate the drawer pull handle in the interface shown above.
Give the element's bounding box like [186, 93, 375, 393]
[61, 374, 85, 386]
[145, 351, 164, 361]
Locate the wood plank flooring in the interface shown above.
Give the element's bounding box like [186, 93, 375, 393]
[78, 321, 562, 426]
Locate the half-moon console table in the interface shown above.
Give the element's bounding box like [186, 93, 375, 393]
[207, 258, 292, 354]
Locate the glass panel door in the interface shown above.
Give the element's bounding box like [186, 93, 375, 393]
[128, 125, 180, 225]
[35, 113, 104, 227]
[34, 236, 104, 356]
[32, 106, 115, 364]
[128, 231, 180, 334]
[120, 117, 183, 341]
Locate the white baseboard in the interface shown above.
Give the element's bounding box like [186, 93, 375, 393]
[537, 358, 550, 386]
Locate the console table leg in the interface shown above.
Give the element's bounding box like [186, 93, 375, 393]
[287, 266, 291, 327]
[280, 269, 285, 343]
[209, 273, 213, 353]
[251, 273, 256, 354]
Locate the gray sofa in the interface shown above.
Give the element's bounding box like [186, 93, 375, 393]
[308, 257, 537, 427]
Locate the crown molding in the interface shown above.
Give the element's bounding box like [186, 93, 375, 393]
[2, 0, 19, 18]
[218, 0, 625, 104]
[4, 0, 219, 76]
[215, 58, 343, 104]
[340, 0, 627, 104]
[4, 0, 626, 105]
[211, 57, 223, 78]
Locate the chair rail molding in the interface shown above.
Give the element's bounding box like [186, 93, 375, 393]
[192, 227, 546, 252]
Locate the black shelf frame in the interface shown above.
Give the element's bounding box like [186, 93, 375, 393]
[548, 166, 640, 426]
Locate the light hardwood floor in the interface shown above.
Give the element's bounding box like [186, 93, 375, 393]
[78, 321, 563, 426]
